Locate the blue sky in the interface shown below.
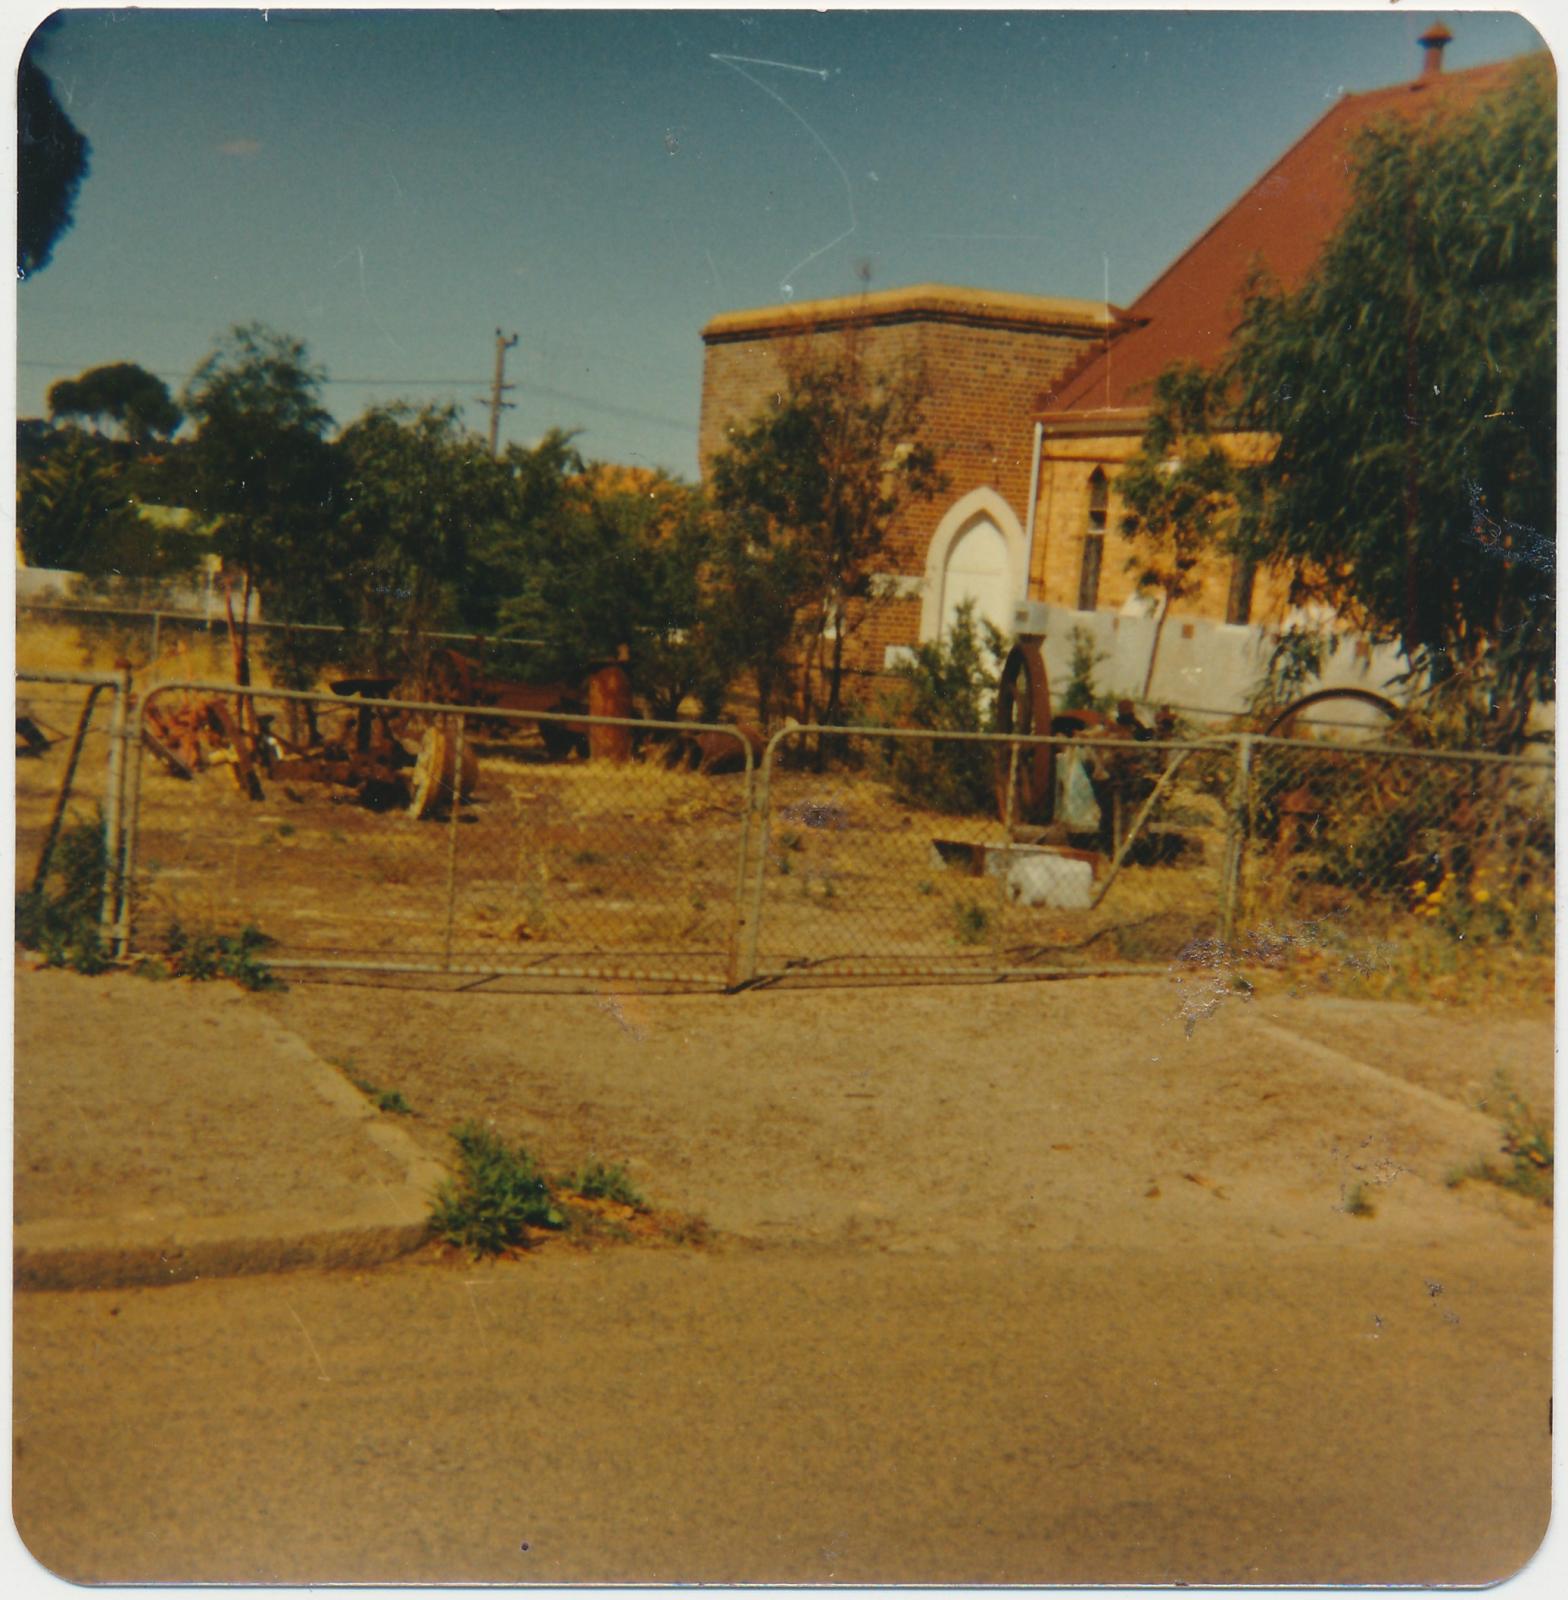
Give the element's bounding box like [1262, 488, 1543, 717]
[12, 4, 1551, 480]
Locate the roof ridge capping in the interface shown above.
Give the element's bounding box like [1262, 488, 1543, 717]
[702, 282, 1130, 342]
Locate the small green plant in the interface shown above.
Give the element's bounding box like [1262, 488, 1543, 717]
[1343, 1183, 1376, 1218]
[15, 810, 113, 974]
[277, 822, 296, 839]
[953, 898, 991, 945]
[570, 1159, 646, 1210]
[349, 1075, 413, 1116]
[1061, 624, 1114, 713]
[779, 829, 805, 853]
[429, 1122, 566, 1257]
[162, 923, 285, 991]
[776, 853, 793, 875]
[916, 879, 935, 896]
[1448, 1075, 1553, 1207]
[571, 848, 606, 866]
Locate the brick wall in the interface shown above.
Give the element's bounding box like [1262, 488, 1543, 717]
[1035, 430, 1293, 628]
[699, 289, 1111, 675]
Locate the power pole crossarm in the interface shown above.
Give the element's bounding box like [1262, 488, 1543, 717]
[487, 328, 520, 456]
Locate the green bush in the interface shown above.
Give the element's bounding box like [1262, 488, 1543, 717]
[570, 1159, 646, 1210]
[1447, 1075, 1553, 1207]
[15, 811, 112, 974]
[1061, 624, 1114, 713]
[952, 897, 991, 945]
[162, 923, 285, 991]
[429, 1122, 566, 1256]
[879, 601, 1006, 815]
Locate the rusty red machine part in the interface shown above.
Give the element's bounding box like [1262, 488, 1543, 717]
[993, 641, 1179, 846]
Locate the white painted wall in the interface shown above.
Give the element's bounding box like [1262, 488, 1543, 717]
[1010, 598, 1414, 721]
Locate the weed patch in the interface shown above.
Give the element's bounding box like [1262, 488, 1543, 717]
[570, 1159, 646, 1210]
[1447, 1075, 1553, 1207]
[430, 1124, 701, 1258]
[429, 1122, 566, 1257]
[156, 923, 286, 991]
[349, 1075, 414, 1116]
[953, 897, 991, 945]
[15, 811, 112, 974]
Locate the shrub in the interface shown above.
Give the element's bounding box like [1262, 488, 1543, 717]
[429, 1122, 566, 1256]
[879, 601, 1006, 815]
[1447, 1075, 1553, 1207]
[15, 811, 113, 974]
[1061, 624, 1114, 713]
[162, 922, 285, 991]
[570, 1159, 646, 1210]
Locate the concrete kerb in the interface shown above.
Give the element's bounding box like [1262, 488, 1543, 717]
[13, 1026, 451, 1294]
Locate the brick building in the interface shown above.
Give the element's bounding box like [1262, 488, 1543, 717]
[697, 29, 1537, 710]
[699, 284, 1124, 675]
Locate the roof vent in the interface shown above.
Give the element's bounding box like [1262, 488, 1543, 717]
[1418, 20, 1453, 77]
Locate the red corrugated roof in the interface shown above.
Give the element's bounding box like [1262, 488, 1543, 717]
[1045, 53, 1537, 420]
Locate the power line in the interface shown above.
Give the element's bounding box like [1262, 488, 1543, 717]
[16, 358, 694, 432]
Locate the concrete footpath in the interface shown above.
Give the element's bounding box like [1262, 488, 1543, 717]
[12, 959, 447, 1291]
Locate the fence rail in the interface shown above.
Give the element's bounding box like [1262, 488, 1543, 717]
[15, 674, 1554, 991]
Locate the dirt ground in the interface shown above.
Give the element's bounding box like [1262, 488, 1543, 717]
[11, 969, 1553, 1585]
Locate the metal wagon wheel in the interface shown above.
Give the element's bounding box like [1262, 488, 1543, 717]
[994, 641, 1055, 825]
[1262, 687, 1401, 743]
[1257, 688, 1419, 881]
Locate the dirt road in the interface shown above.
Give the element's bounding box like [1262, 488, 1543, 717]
[12, 973, 1553, 1584]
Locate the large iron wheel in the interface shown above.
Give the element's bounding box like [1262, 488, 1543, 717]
[1263, 688, 1400, 743]
[995, 641, 1055, 825]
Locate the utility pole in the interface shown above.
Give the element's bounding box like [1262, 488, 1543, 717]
[486, 328, 519, 456]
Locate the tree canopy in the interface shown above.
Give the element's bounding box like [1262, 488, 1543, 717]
[1225, 58, 1556, 732]
[708, 332, 946, 725]
[17, 33, 90, 279]
[48, 362, 183, 446]
[178, 324, 347, 681]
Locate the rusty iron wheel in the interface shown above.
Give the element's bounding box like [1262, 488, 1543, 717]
[995, 641, 1055, 824]
[1263, 688, 1401, 743]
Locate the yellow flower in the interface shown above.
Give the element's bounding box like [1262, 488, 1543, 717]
[1472, 888, 1491, 904]
[1412, 880, 1428, 897]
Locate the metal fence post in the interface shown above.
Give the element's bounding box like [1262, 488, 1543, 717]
[114, 682, 158, 960]
[1220, 733, 1253, 948]
[735, 729, 786, 986]
[99, 665, 132, 951]
[724, 735, 758, 989]
[443, 713, 465, 971]
[30, 683, 106, 896]
[1001, 739, 1020, 838]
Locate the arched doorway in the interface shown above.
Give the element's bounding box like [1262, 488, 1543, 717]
[938, 516, 1010, 639]
[919, 488, 1027, 644]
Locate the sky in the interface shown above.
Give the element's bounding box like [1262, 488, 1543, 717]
[10, 3, 1553, 481]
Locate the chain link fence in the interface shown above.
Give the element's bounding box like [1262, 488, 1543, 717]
[1232, 732, 1555, 969]
[738, 727, 1236, 982]
[120, 683, 756, 985]
[15, 670, 134, 950]
[15, 673, 1554, 992]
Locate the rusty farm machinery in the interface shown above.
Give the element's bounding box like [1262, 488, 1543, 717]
[137, 648, 624, 818]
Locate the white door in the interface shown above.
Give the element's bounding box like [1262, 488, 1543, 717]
[940, 517, 1011, 641]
